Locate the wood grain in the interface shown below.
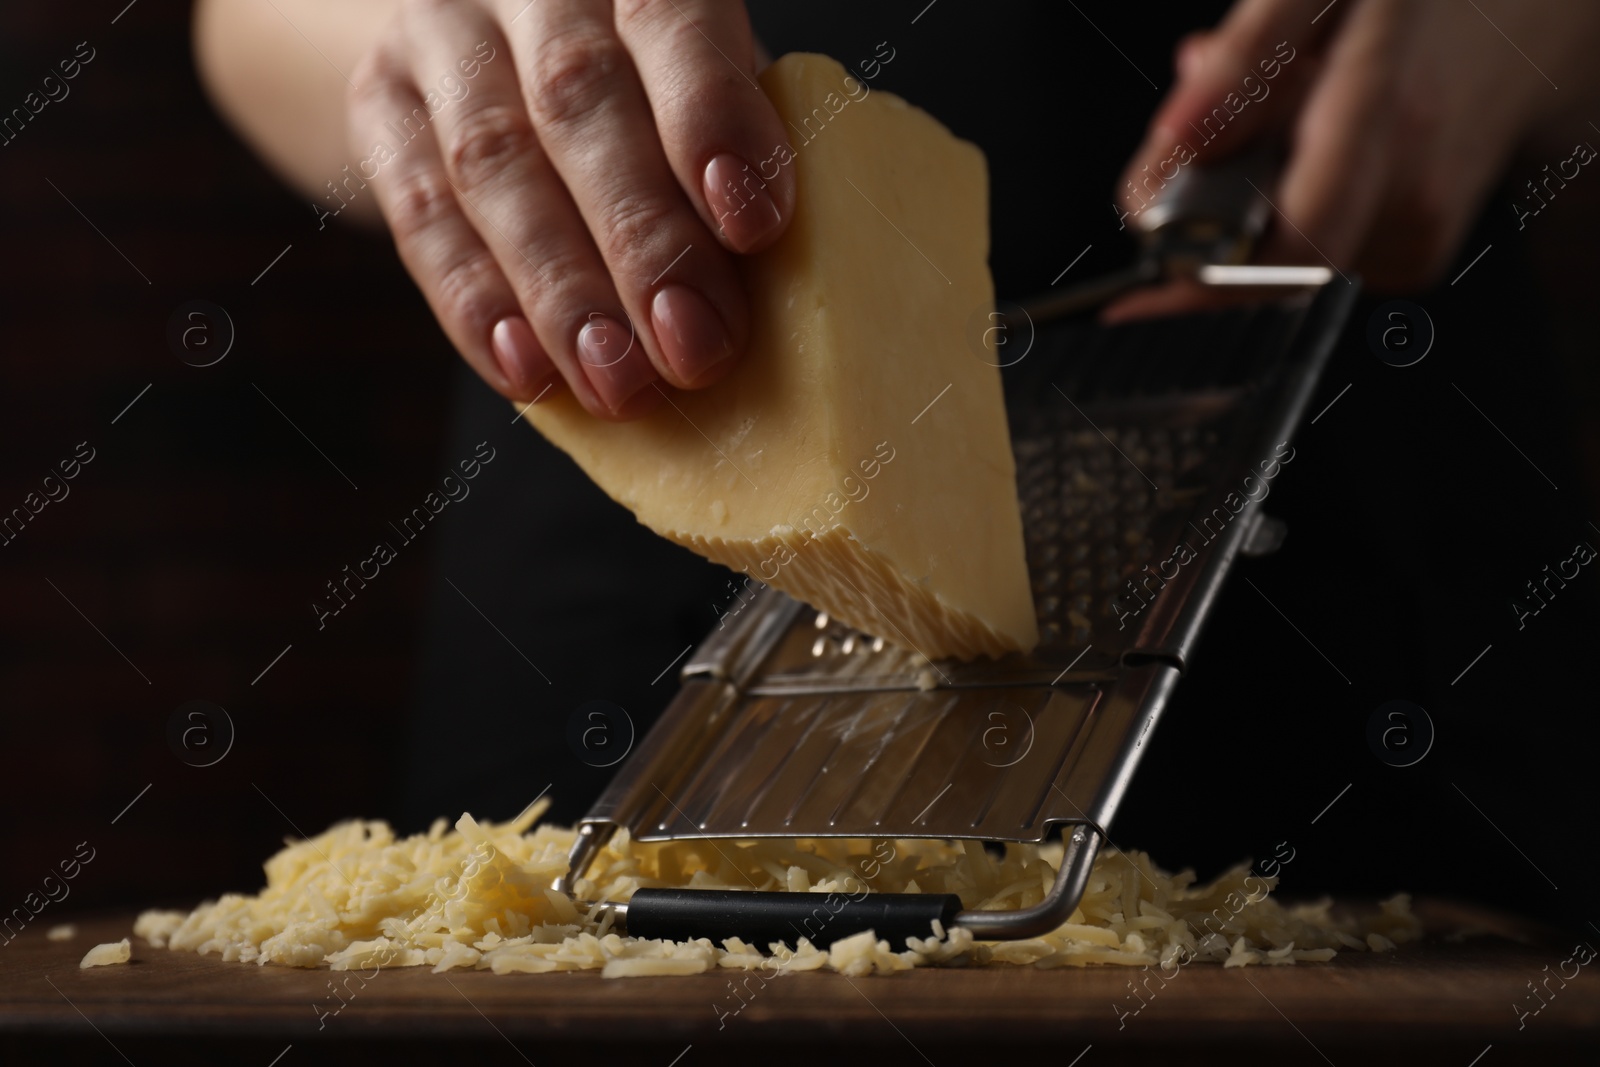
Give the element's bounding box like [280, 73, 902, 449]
[3, 903, 1596, 1065]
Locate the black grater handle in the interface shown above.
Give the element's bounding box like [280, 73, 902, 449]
[623, 888, 963, 951]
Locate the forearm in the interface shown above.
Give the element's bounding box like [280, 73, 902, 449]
[193, 0, 394, 224]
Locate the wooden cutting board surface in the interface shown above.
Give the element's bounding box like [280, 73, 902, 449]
[3, 903, 1596, 1065]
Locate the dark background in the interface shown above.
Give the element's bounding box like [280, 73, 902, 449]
[3, 0, 1599, 952]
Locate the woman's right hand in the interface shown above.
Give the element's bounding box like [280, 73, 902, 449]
[348, 0, 794, 419]
[1107, 0, 1600, 322]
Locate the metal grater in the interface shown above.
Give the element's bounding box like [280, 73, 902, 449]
[555, 158, 1360, 950]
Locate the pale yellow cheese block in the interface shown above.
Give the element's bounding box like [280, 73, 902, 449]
[524, 52, 1036, 660]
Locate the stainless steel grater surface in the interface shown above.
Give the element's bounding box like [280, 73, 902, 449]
[560, 280, 1358, 948]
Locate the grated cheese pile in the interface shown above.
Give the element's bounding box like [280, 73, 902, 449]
[133, 799, 1419, 978]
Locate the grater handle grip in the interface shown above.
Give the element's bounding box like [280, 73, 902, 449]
[623, 888, 963, 951]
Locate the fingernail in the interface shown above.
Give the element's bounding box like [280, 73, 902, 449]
[704, 152, 783, 252]
[491, 316, 555, 397]
[651, 284, 733, 387]
[576, 314, 656, 412]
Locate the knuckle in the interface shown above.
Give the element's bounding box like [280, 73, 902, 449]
[595, 195, 676, 272]
[348, 61, 383, 110]
[527, 245, 593, 295]
[614, 0, 700, 46]
[444, 105, 536, 187]
[348, 44, 403, 113]
[383, 171, 457, 243]
[526, 29, 627, 130]
[523, 259, 605, 332]
[611, 0, 658, 27]
[432, 250, 505, 333]
[654, 73, 731, 123]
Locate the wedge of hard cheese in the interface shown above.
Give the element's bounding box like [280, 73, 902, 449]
[524, 52, 1037, 660]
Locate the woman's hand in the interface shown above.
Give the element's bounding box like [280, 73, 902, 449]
[1108, 0, 1600, 321]
[348, 0, 794, 418]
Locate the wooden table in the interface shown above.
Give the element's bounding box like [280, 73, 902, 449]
[3, 903, 1595, 1065]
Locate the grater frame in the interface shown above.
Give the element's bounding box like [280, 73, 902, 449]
[559, 279, 1358, 943]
